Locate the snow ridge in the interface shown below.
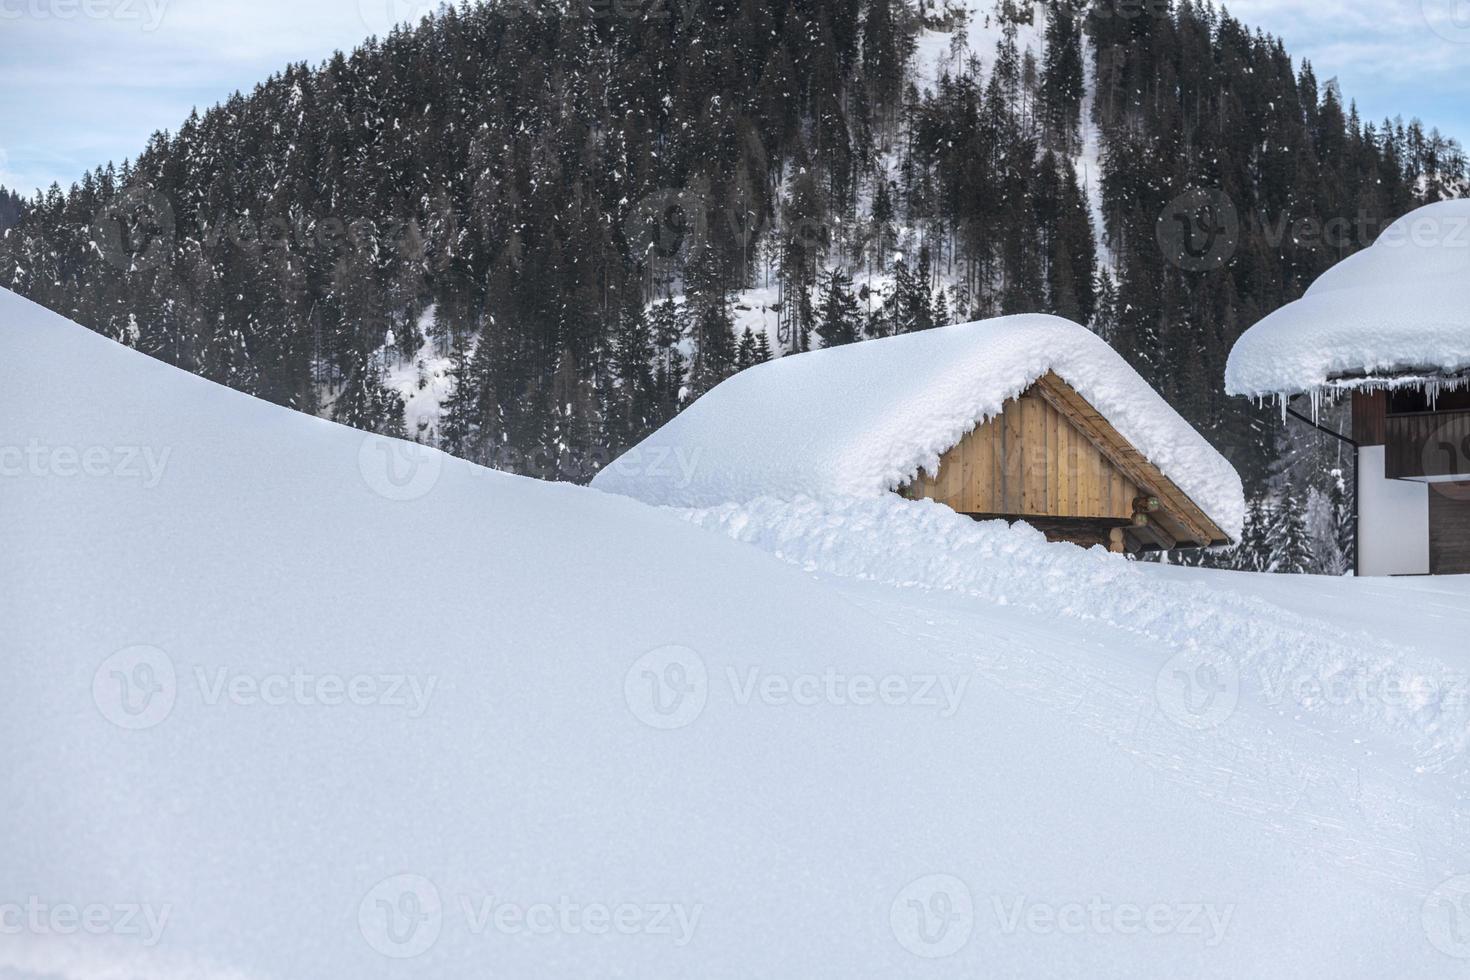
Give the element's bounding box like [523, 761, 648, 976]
[683, 495, 1470, 769]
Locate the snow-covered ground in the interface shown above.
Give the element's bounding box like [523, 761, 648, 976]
[5, 285, 1470, 978]
[382, 307, 457, 443]
[912, 0, 1045, 91]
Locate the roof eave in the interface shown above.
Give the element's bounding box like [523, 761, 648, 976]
[1231, 368, 1470, 400]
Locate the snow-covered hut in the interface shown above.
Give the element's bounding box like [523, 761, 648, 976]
[594, 314, 1243, 553]
[1226, 199, 1470, 575]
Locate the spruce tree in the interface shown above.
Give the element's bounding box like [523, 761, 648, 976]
[438, 333, 477, 455]
[817, 268, 862, 347]
[334, 351, 405, 438]
[735, 328, 759, 371]
[752, 329, 772, 364]
[688, 297, 738, 399]
[933, 287, 951, 328]
[1040, 3, 1084, 152]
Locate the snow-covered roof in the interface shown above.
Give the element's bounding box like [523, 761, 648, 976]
[593, 314, 1245, 540]
[1226, 199, 1470, 398]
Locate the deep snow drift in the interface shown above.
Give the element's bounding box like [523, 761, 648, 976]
[4, 287, 1470, 978]
[592, 314, 1245, 540]
[1226, 198, 1470, 398]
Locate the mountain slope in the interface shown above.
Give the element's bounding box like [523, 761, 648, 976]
[3, 0, 1464, 576]
[5, 287, 1470, 976]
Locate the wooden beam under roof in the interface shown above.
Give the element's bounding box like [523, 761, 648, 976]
[1029, 371, 1227, 547]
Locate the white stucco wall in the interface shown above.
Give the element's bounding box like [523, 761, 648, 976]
[1357, 445, 1429, 576]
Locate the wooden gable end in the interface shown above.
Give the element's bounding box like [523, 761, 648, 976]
[899, 372, 1229, 550]
[901, 385, 1141, 521]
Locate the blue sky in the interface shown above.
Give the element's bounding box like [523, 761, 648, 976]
[0, 0, 441, 195]
[2, 0, 1469, 196]
[1230, 0, 1470, 141]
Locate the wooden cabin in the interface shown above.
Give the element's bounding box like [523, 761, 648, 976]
[898, 371, 1230, 553]
[1226, 199, 1470, 575]
[593, 313, 1242, 555]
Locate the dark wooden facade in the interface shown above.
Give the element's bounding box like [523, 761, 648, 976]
[1384, 410, 1470, 480]
[1351, 390, 1388, 445]
[1352, 389, 1470, 575]
[1430, 489, 1470, 574]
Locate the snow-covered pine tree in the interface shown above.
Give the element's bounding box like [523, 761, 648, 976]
[438, 333, 477, 456]
[932, 286, 951, 329]
[735, 328, 760, 371]
[817, 268, 863, 347]
[1265, 493, 1316, 574]
[333, 351, 404, 438]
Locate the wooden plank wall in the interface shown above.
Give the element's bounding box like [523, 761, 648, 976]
[906, 391, 1139, 519]
[1429, 486, 1470, 574]
[1352, 390, 1388, 445]
[1386, 409, 1470, 479]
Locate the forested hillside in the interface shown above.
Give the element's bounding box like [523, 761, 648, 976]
[2, 0, 1463, 569]
[0, 189, 22, 233]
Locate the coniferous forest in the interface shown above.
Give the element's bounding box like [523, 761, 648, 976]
[2, 0, 1463, 570]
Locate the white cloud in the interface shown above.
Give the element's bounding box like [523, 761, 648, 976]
[2, 0, 1467, 194]
[1219, 0, 1470, 137]
[0, 0, 401, 192]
